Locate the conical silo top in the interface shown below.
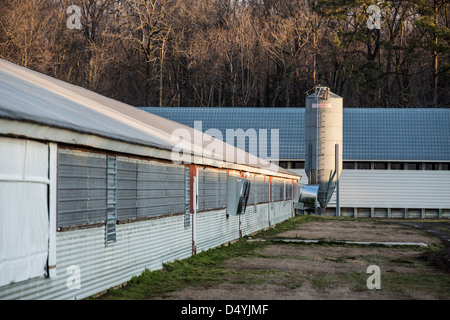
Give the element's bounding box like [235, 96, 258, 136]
[306, 86, 342, 100]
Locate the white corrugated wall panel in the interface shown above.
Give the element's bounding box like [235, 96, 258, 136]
[242, 204, 270, 236]
[271, 201, 293, 225]
[270, 201, 282, 225]
[195, 209, 240, 253]
[290, 169, 450, 210]
[256, 203, 271, 230]
[328, 170, 450, 209]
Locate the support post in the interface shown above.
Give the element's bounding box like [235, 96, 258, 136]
[335, 144, 340, 217]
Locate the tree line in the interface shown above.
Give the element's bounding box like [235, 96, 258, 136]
[0, 0, 448, 108]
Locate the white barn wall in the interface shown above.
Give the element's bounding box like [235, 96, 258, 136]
[291, 169, 450, 217]
[328, 170, 450, 209]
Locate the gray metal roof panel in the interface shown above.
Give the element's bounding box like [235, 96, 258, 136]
[140, 107, 450, 161]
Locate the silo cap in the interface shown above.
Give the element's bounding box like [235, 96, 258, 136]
[306, 86, 342, 99]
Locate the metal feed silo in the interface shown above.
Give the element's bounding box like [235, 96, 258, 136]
[305, 86, 343, 212]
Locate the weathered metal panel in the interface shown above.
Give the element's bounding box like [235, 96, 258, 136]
[256, 175, 270, 203]
[443, 210, 450, 219]
[197, 168, 227, 211]
[270, 201, 291, 225]
[242, 204, 269, 236]
[136, 160, 186, 218]
[355, 208, 370, 218]
[116, 157, 137, 220]
[57, 149, 107, 228]
[271, 178, 284, 202]
[257, 203, 270, 230]
[114, 157, 186, 220]
[391, 209, 405, 219]
[407, 209, 422, 219]
[425, 209, 439, 219]
[340, 207, 355, 218]
[195, 209, 240, 253]
[374, 208, 388, 218]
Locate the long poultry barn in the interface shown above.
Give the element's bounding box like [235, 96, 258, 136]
[0, 59, 300, 300]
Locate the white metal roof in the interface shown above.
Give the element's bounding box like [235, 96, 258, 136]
[0, 59, 299, 179]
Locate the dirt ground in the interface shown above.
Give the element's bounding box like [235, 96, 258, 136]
[160, 219, 450, 300]
[273, 220, 442, 245]
[391, 221, 450, 273]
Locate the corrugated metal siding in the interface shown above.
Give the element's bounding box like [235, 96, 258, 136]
[195, 209, 240, 253]
[197, 168, 227, 211]
[116, 158, 137, 219]
[242, 204, 269, 236]
[115, 157, 186, 220]
[257, 203, 271, 230]
[137, 160, 186, 217]
[328, 170, 450, 209]
[290, 169, 450, 212]
[271, 178, 284, 202]
[256, 175, 270, 203]
[286, 181, 293, 201]
[57, 149, 107, 228]
[58, 150, 188, 228]
[0, 199, 294, 300]
[2, 155, 296, 300]
[0, 215, 192, 300]
[270, 201, 292, 225]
